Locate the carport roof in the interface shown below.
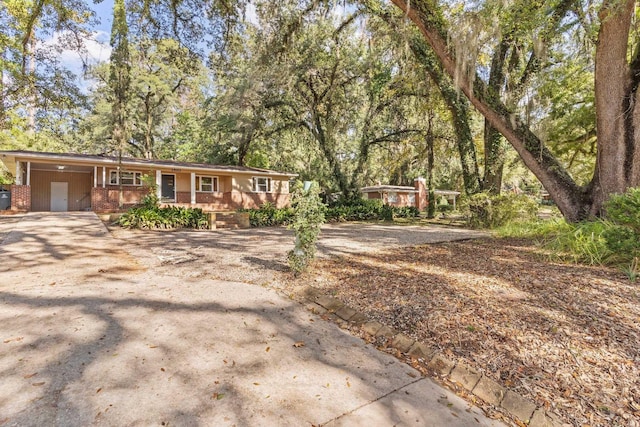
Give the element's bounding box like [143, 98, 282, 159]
[0, 150, 298, 177]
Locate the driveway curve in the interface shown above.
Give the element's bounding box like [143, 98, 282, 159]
[0, 213, 500, 426]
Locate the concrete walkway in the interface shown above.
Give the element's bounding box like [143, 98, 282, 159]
[0, 213, 504, 426]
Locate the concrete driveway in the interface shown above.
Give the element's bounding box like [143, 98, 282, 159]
[0, 213, 501, 426]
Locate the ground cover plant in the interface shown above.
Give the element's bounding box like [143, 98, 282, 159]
[118, 205, 209, 229]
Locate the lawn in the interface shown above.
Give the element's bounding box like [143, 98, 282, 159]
[293, 237, 640, 426]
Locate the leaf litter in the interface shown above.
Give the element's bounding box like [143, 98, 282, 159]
[290, 237, 640, 426]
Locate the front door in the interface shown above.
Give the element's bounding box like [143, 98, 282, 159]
[161, 174, 175, 202]
[51, 182, 68, 212]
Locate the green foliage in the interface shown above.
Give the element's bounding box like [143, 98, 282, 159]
[393, 206, 421, 219]
[243, 197, 420, 228]
[463, 192, 539, 229]
[140, 175, 159, 208]
[325, 198, 420, 222]
[325, 199, 384, 222]
[118, 206, 208, 230]
[495, 217, 570, 239]
[602, 187, 640, 264]
[240, 202, 294, 227]
[543, 220, 612, 265]
[604, 187, 640, 232]
[287, 182, 326, 275]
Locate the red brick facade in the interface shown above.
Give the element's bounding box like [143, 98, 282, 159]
[10, 185, 31, 211]
[8, 183, 290, 213]
[91, 187, 148, 212]
[169, 191, 290, 212]
[414, 178, 428, 210]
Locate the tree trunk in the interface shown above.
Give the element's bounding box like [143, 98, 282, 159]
[0, 49, 5, 129]
[483, 38, 510, 194]
[409, 34, 482, 196]
[390, 0, 590, 221]
[483, 122, 504, 194]
[591, 0, 640, 214]
[426, 110, 436, 218]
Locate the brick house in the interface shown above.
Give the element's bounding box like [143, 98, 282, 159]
[0, 150, 296, 213]
[360, 178, 428, 210]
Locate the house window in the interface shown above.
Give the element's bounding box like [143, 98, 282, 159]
[197, 175, 218, 192]
[110, 171, 142, 186]
[408, 194, 416, 205]
[253, 177, 271, 192]
[387, 192, 398, 203]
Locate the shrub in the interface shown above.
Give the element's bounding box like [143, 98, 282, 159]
[287, 182, 326, 274]
[325, 198, 384, 222]
[324, 198, 419, 222]
[543, 220, 613, 265]
[393, 206, 420, 218]
[603, 187, 640, 264]
[463, 192, 539, 229]
[118, 205, 208, 229]
[241, 202, 294, 227]
[605, 187, 640, 232]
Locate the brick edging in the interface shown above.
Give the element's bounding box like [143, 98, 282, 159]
[296, 285, 565, 427]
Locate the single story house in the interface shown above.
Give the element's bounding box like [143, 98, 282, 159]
[0, 150, 296, 213]
[361, 178, 428, 210]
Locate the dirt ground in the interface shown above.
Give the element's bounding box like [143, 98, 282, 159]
[108, 222, 487, 289]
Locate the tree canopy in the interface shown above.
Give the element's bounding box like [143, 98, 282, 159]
[2, 0, 638, 221]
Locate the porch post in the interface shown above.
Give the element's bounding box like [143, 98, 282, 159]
[156, 170, 162, 200]
[190, 172, 196, 204]
[26, 161, 30, 186]
[15, 160, 21, 185]
[94, 166, 97, 187]
[102, 167, 106, 188]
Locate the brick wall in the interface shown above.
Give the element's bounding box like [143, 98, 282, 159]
[92, 187, 147, 212]
[11, 185, 31, 211]
[414, 178, 427, 211]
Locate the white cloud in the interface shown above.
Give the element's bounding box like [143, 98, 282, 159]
[39, 30, 111, 92]
[41, 30, 112, 73]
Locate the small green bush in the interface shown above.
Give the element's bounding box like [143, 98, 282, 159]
[118, 205, 208, 229]
[240, 202, 294, 227]
[603, 187, 640, 264]
[605, 187, 640, 232]
[325, 198, 384, 222]
[244, 196, 420, 227]
[287, 182, 326, 274]
[325, 198, 419, 222]
[544, 220, 612, 265]
[463, 192, 539, 229]
[393, 206, 420, 218]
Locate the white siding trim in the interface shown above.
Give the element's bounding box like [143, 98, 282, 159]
[190, 172, 196, 204]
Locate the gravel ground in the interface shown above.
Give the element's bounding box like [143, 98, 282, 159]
[108, 222, 488, 287]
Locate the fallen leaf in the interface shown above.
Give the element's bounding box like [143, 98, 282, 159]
[212, 392, 225, 400]
[265, 346, 270, 352]
[160, 368, 165, 372]
[253, 382, 260, 386]
[32, 382, 45, 386]
[96, 388, 102, 394]
[293, 341, 305, 348]
[23, 373, 37, 379]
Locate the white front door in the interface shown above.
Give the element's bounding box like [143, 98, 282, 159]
[51, 182, 68, 212]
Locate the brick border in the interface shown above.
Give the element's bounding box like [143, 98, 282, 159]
[296, 285, 565, 427]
